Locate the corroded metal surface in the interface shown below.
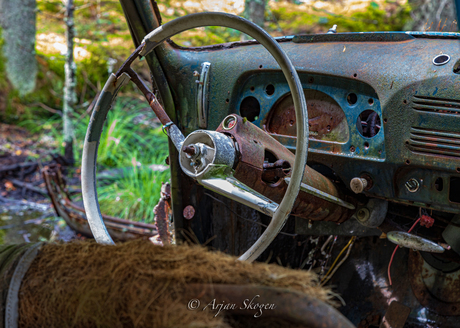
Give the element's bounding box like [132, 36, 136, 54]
[379, 301, 411, 328]
[408, 250, 460, 316]
[178, 130, 236, 179]
[265, 89, 349, 142]
[153, 183, 172, 245]
[387, 231, 445, 253]
[43, 165, 157, 240]
[217, 115, 356, 223]
[183, 205, 195, 220]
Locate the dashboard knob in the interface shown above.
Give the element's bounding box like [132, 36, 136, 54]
[350, 177, 368, 194]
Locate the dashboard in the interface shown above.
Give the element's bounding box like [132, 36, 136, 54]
[162, 31, 460, 216]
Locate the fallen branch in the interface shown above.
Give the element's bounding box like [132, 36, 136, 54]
[10, 179, 48, 196]
[0, 161, 38, 174]
[63, 199, 157, 230]
[0, 160, 53, 175]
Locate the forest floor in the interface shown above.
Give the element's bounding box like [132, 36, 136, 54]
[0, 122, 84, 243]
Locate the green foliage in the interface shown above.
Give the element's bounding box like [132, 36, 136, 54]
[20, 98, 170, 223]
[271, 7, 321, 34]
[20, 98, 169, 168]
[96, 101, 169, 169]
[324, 1, 412, 32]
[0, 28, 8, 90]
[89, 100, 170, 223]
[36, 0, 60, 14]
[181, 26, 241, 47]
[97, 164, 169, 223]
[271, 1, 412, 35]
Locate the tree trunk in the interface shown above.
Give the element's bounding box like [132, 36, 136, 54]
[0, 0, 37, 96]
[242, 0, 267, 41]
[406, 0, 458, 32]
[63, 0, 76, 165]
[244, 0, 266, 28]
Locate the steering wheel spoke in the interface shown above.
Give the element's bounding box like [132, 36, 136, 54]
[199, 176, 279, 217]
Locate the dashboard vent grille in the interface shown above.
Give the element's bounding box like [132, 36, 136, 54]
[408, 127, 460, 158]
[412, 95, 460, 115]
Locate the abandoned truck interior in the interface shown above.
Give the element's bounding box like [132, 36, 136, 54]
[79, 1, 460, 327]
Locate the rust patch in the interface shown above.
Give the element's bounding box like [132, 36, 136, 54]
[154, 183, 172, 245]
[264, 89, 349, 143]
[408, 250, 460, 316]
[379, 301, 410, 328]
[216, 115, 356, 223]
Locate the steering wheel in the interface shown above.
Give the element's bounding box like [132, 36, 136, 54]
[81, 12, 309, 262]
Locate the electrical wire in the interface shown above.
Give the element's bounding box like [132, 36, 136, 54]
[320, 236, 356, 285]
[387, 217, 421, 286]
[321, 235, 334, 254]
[321, 238, 356, 286]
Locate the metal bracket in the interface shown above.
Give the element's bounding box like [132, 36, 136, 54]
[196, 62, 211, 128]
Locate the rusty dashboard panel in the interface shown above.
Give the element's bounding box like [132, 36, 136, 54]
[235, 72, 383, 161]
[162, 32, 460, 216]
[264, 89, 349, 143]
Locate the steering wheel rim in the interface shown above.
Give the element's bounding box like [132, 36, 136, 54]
[81, 12, 309, 262]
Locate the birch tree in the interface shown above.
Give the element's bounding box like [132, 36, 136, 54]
[63, 0, 76, 165]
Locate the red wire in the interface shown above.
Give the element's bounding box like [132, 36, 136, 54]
[407, 218, 421, 234]
[387, 217, 421, 286]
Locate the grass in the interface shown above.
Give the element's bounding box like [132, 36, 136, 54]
[20, 97, 171, 223]
[97, 163, 169, 223]
[20, 98, 169, 167]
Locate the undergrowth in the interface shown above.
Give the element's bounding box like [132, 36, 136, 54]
[98, 163, 169, 223]
[20, 98, 170, 222]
